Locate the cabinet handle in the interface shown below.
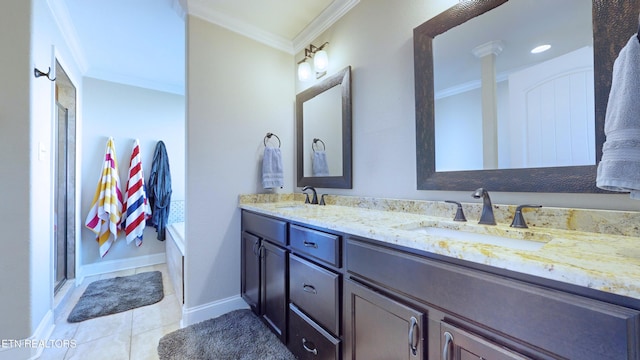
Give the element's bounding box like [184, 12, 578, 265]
[252, 241, 260, 257]
[302, 337, 318, 355]
[409, 316, 419, 356]
[442, 331, 454, 360]
[303, 240, 318, 248]
[258, 244, 265, 258]
[303, 283, 317, 294]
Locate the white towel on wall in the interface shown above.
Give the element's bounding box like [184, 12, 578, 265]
[596, 35, 640, 199]
[312, 151, 330, 176]
[262, 146, 284, 189]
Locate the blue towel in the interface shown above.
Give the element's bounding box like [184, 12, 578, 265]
[312, 150, 330, 176]
[596, 35, 640, 199]
[262, 147, 284, 189]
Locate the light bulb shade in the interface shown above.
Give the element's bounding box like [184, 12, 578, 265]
[298, 61, 311, 81]
[313, 50, 329, 72]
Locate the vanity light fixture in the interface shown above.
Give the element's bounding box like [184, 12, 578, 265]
[298, 61, 312, 81]
[297, 42, 329, 81]
[531, 44, 551, 54]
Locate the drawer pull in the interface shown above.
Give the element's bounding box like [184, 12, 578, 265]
[303, 283, 317, 294]
[303, 240, 318, 248]
[302, 337, 318, 355]
[442, 331, 453, 360]
[409, 316, 419, 356]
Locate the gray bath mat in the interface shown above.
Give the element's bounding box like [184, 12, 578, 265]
[157, 309, 296, 360]
[67, 271, 164, 322]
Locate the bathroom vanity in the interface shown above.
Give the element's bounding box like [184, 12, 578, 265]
[239, 195, 640, 359]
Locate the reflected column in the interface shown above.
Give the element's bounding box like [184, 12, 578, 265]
[472, 40, 503, 169]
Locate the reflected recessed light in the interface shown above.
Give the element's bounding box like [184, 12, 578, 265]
[531, 44, 551, 54]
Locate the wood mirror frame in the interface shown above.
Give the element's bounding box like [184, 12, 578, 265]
[414, 0, 639, 192]
[296, 66, 352, 189]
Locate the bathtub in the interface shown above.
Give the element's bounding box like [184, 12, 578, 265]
[167, 222, 185, 304]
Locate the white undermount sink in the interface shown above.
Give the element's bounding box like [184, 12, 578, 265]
[395, 221, 551, 251]
[275, 204, 307, 210]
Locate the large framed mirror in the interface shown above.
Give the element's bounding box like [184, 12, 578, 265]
[297, 66, 352, 188]
[414, 0, 639, 192]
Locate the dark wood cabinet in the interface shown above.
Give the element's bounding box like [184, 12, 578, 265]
[346, 237, 640, 360]
[344, 279, 425, 360]
[241, 210, 640, 360]
[241, 211, 289, 342]
[261, 239, 288, 342]
[240, 231, 260, 313]
[440, 322, 531, 360]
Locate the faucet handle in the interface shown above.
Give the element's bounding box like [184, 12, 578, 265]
[510, 205, 542, 228]
[302, 186, 318, 204]
[304, 193, 310, 204]
[319, 194, 327, 206]
[444, 200, 467, 222]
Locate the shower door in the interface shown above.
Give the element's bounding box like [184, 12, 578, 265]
[54, 102, 69, 293]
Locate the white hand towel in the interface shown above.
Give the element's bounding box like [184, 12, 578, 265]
[312, 150, 330, 176]
[596, 35, 640, 199]
[262, 146, 284, 189]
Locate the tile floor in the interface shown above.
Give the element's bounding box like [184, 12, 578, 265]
[39, 263, 182, 360]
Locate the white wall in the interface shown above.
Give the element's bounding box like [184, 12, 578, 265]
[294, 0, 640, 211]
[81, 78, 185, 268]
[185, 16, 294, 318]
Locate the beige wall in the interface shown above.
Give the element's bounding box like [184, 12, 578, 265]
[181, 0, 640, 320]
[185, 16, 294, 314]
[0, 0, 32, 341]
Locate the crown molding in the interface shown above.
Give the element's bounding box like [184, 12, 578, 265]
[187, 1, 294, 54]
[185, 0, 359, 55]
[435, 72, 508, 100]
[46, 0, 88, 73]
[292, 0, 360, 54]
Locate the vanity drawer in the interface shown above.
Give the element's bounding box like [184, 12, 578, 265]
[242, 211, 287, 245]
[288, 303, 340, 360]
[290, 224, 340, 267]
[289, 254, 340, 335]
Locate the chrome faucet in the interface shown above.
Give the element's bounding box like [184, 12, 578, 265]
[472, 188, 496, 225]
[302, 186, 318, 204]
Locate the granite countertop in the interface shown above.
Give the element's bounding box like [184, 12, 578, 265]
[238, 194, 640, 301]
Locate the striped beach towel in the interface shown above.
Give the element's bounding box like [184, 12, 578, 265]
[122, 139, 152, 246]
[85, 137, 123, 258]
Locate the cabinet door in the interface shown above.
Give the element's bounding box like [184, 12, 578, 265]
[345, 279, 425, 360]
[241, 231, 261, 314]
[261, 240, 288, 342]
[441, 322, 532, 360]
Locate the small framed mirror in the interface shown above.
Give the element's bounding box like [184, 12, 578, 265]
[296, 66, 352, 188]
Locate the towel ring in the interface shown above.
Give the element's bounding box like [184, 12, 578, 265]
[312, 138, 326, 152]
[264, 132, 281, 148]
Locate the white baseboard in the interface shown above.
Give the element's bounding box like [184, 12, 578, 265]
[181, 295, 249, 327]
[0, 310, 54, 360]
[76, 253, 166, 286]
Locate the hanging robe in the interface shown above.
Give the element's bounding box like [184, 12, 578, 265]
[148, 141, 172, 241]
